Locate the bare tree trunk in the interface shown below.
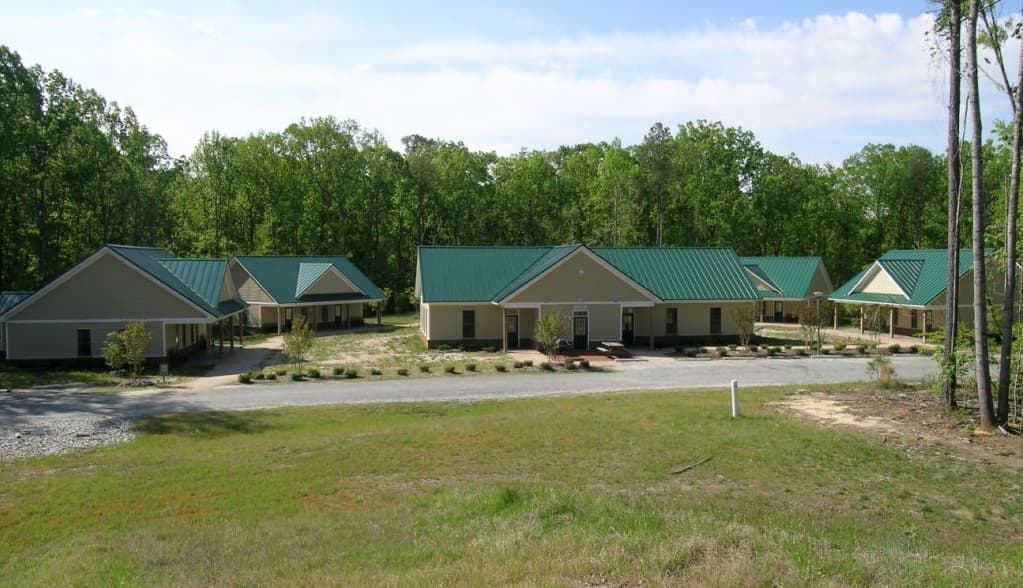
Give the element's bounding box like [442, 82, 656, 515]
[967, 0, 997, 430]
[996, 5, 1023, 424]
[943, 0, 962, 409]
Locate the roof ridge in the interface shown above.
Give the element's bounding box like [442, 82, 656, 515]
[491, 245, 574, 300]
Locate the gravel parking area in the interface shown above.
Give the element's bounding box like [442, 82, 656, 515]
[0, 417, 134, 461]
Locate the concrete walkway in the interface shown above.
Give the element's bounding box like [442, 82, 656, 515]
[0, 355, 939, 426]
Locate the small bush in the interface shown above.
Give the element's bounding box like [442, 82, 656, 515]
[580, 359, 590, 369]
[344, 368, 359, 379]
[266, 372, 277, 381]
[254, 372, 266, 380]
[565, 359, 577, 370]
[419, 365, 431, 373]
[495, 364, 507, 372]
[238, 373, 252, 384]
[783, 345, 792, 350]
[857, 344, 868, 354]
[716, 346, 728, 355]
[797, 349, 809, 357]
[333, 366, 345, 376]
[465, 363, 477, 372]
[540, 361, 554, 371]
[457, 345, 465, 352]
[748, 344, 759, 352]
[888, 344, 902, 354]
[275, 369, 288, 376]
[684, 348, 699, 358]
[444, 365, 456, 374]
[833, 343, 846, 352]
[513, 361, 524, 369]
[766, 347, 776, 356]
[370, 368, 382, 376]
[909, 345, 920, 354]
[482, 346, 498, 353]
[771, 346, 782, 353]
[437, 344, 451, 351]
[307, 368, 321, 379]
[699, 347, 708, 354]
[290, 373, 304, 381]
[675, 345, 685, 354]
[523, 360, 534, 367]
[397, 368, 409, 376]
[728, 344, 738, 350]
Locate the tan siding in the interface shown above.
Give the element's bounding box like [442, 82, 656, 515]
[427, 305, 502, 341]
[857, 268, 904, 296]
[507, 252, 651, 304]
[8, 321, 164, 360]
[808, 265, 833, 296]
[421, 303, 430, 339]
[649, 303, 749, 336]
[12, 253, 206, 321]
[303, 270, 359, 296]
[220, 269, 238, 302]
[537, 303, 620, 343]
[232, 263, 274, 304]
[349, 303, 364, 319]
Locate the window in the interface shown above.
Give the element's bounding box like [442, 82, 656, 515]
[77, 329, 92, 357]
[462, 310, 476, 338]
[710, 307, 722, 335]
[910, 310, 918, 330]
[665, 308, 678, 335]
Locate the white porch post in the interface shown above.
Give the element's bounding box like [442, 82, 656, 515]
[889, 308, 895, 338]
[277, 307, 282, 335]
[502, 308, 508, 352]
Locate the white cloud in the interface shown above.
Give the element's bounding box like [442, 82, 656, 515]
[0, 7, 1014, 163]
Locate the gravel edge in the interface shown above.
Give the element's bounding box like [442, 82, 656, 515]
[1, 417, 135, 460]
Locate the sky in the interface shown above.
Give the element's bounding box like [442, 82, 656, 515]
[0, 1, 1018, 164]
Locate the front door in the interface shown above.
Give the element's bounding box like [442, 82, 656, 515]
[773, 302, 784, 322]
[573, 314, 588, 350]
[622, 311, 634, 346]
[506, 315, 519, 348]
[284, 308, 294, 331]
[334, 304, 343, 328]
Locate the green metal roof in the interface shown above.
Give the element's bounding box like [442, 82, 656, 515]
[417, 245, 761, 303]
[0, 291, 32, 317]
[738, 257, 825, 300]
[108, 245, 244, 319]
[234, 255, 384, 304]
[295, 263, 335, 297]
[830, 249, 976, 307]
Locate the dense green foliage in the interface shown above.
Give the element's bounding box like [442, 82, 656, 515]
[3, 45, 1017, 307]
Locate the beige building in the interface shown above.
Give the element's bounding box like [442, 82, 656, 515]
[0, 245, 247, 363]
[415, 245, 762, 350]
[739, 257, 834, 322]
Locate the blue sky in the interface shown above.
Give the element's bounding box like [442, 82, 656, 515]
[0, 1, 1015, 163]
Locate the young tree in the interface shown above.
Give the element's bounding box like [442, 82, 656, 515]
[102, 331, 126, 373]
[729, 304, 759, 347]
[966, 0, 997, 430]
[120, 322, 152, 384]
[283, 314, 314, 373]
[534, 311, 567, 364]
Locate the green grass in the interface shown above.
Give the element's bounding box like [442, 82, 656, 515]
[0, 364, 122, 390]
[2, 386, 1020, 585]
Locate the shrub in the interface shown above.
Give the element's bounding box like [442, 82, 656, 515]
[699, 347, 708, 354]
[513, 361, 524, 369]
[333, 366, 345, 376]
[675, 345, 685, 354]
[419, 365, 430, 373]
[783, 345, 792, 350]
[307, 368, 321, 379]
[444, 365, 456, 374]
[345, 368, 359, 379]
[465, 363, 477, 372]
[684, 348, 699, 358]
[580, 359, 590, 369]
[254, 372, 266, 380]
[457, 344, 465, 352]
[290, 373, 304, 381]
[437, 344, 451, 351]
[797, 349, 809, 357]
[495, 364, 507, 372]
[482, 346, 498, 353]
[540, 361, 554, 371]
[397, 368, 409, 376]
[833, 343, 846, 352]
[888, 344, 902, 354]
[716, 346, 728, 355]
[857, 344, 868, 354]
[238, 373, 252, 384]
[275, 369, 288, 377]
[766, 347, 777, 356]
[266, 372, 277, 381]
[523, 360, 534, 367]
[565, 359, 577, 370]
[909, 345, 920, 354]
[748, 344, 759, 352]
[728, 344, 738, 350]
[370, 368, 382, 376]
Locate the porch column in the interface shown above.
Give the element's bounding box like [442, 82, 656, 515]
[759, 302, 765, 322]
[922, 310, 928, 341]
[833, 305, 839, 330]
[649, 308, 655, 349]
[859, 307, 864, 333]
[229, 314, 235, 350]
[502, 309, 508, 352]
[347, 305, 352, 329]
[888, 308, 895, 338]
[239, 314, 244, 347]
[277, 307, 282, 335]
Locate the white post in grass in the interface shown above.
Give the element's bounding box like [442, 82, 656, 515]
[730, 379, 740, 418]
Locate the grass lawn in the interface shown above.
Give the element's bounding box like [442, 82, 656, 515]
[2, 386, 1021, 586]
[0, 364, 123, 390]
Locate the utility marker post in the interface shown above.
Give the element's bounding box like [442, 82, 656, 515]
[730, 379, 740, 418]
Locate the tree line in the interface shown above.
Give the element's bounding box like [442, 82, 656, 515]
[1, 43, 1019, 314]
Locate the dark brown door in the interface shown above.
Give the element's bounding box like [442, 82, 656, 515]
[506, 315, 519, 348]
[622, 312, 634, 346]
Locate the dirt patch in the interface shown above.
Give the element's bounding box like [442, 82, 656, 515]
[776, 387, 1023, 470]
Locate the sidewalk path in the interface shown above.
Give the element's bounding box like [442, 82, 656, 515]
[0, 355, 939, 426]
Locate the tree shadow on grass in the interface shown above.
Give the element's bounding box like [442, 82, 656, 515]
[134, 411, 277, 439]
